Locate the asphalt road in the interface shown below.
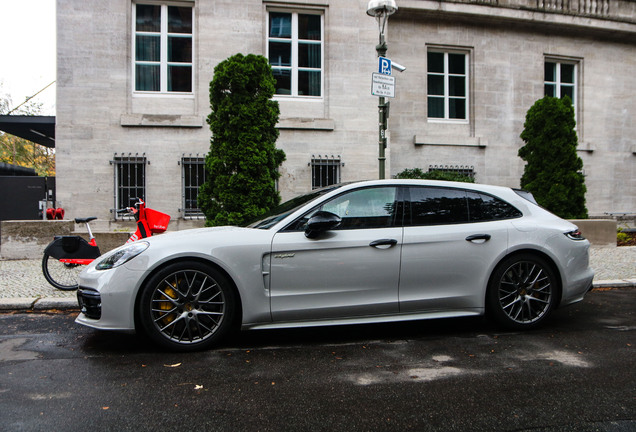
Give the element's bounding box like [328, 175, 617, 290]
[0, 289, 634, 432]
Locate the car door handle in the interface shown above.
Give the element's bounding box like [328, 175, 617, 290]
[466, 234, 491, 243]
[369, 239, 398, 248]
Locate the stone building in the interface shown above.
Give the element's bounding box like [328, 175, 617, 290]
[56, 0, 636, 224]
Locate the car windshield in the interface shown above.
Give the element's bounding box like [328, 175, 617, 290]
[245, 184, 343, 229]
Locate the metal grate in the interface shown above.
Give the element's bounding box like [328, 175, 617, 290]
[179, 154, 206, 218]
[310, 155, 342, 189]
[428, 164, 475, 179]
[111, 153, 148, 218]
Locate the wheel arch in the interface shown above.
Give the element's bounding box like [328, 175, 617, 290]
[132, 256, 244, 332]
[486, 248, 564, 311]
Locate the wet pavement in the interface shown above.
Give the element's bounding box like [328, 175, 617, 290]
[0, 288, 634, 431]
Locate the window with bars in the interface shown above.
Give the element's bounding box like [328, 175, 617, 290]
[428, 164, 475, 179]
[133, 3, 193, 93]
[112, 153, 147, 216]
[267, 10, 323, 97]
[427, 50, 468, 121]
[311, 155, 341, 189]
[180, 155, 206, 218]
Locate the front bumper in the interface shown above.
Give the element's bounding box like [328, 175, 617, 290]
[74, 263, 143, 332]
[77, 286, 101, 319]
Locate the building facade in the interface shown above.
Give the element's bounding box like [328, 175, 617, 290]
[56, 0, 636, 223]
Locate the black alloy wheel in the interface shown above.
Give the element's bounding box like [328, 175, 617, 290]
[487, 254, 559, 330]
[138, 261, 237, 351]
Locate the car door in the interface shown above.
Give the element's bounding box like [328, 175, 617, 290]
[398, 186, 511, 313]
[269, 186, 402, 322]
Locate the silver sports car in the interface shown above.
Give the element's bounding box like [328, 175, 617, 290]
[76, 180, 594, 351]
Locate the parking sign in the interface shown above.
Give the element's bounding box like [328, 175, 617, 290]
[378, 57, 391, 75]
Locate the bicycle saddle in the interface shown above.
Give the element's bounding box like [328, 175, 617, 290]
[74, 217, 98, 224]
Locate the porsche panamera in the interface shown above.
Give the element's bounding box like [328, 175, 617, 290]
[76, 180, 594, 351]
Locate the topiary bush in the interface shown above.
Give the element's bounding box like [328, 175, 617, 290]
[519, 96, 587, 219]
[198, 53, 286, 226]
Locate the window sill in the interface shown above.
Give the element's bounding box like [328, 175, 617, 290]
[414, 135, 486, 148]
[427, 118, 470, 125]
[277, 117, 335, 131]
[120, 114, 203, 128]
[576, 143, 595, 153]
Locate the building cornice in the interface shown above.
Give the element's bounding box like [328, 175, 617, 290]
[398, 0, 636, 39]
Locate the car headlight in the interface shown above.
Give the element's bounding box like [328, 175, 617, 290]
[96, 241, 149, 270]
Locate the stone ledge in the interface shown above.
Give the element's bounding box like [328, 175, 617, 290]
[569, 219, 617, 247]
[414, 135, 486, 147]
[277, 118, 335, 130]
[120, 114, 203, 128]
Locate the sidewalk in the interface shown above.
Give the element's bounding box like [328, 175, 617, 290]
[0, 246, 634, 311]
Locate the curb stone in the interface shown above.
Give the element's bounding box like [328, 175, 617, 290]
[0, 297, 79, 311]
[33, 297, 80, 311]
[592, 279, 636, 289]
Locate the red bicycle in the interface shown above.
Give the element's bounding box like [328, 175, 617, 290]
[42, 198, 170, 290]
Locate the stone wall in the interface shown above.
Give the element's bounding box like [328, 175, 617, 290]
[0, 219, 204, 260]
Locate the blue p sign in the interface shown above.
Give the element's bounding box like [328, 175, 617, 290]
[379, 57, 391, 75]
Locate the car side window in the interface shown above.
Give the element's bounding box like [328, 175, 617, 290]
[285, 187, 397, 231]
[466, 191, 522, 221]
[405, 187, 469, 226]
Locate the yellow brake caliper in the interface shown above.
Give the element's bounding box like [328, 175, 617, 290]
[159, 282, 179, 325]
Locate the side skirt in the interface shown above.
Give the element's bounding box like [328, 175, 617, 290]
[242, 309, 483, 331]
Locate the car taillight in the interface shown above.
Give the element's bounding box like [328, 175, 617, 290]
[565, 230, 585, 241]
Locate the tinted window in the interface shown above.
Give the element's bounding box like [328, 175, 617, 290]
[248, 185, 341, 229]
[286, 187, 397, 231]
[467, 192, 522, 221]
[405, 187, 469, 226]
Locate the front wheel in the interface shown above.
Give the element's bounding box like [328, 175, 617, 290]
[487, 254, 559, 330]
[42, 253, 83, 291]
[137, 261, 237, 352]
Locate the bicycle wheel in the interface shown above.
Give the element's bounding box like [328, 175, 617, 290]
[42, 253, 84, 291]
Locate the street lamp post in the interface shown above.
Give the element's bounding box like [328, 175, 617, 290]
[367, 0, 397, 179]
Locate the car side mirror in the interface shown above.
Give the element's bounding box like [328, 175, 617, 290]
[305, 211, 342, 239]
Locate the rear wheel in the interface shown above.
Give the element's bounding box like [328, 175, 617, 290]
[487, 254, 558, 330]
[41, 253, 83, 291]
[137, 261, 237, 352]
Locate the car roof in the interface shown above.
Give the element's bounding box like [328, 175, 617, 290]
[331, 179, 515, 195]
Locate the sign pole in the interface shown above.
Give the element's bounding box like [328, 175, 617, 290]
[376, 36, 388, 179]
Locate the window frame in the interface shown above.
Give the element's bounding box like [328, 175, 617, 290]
[132, 2, 194, 95]
[427, 49, 470, 123]
[266, 9, 324, 99]
[544, 58, 580, 124]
